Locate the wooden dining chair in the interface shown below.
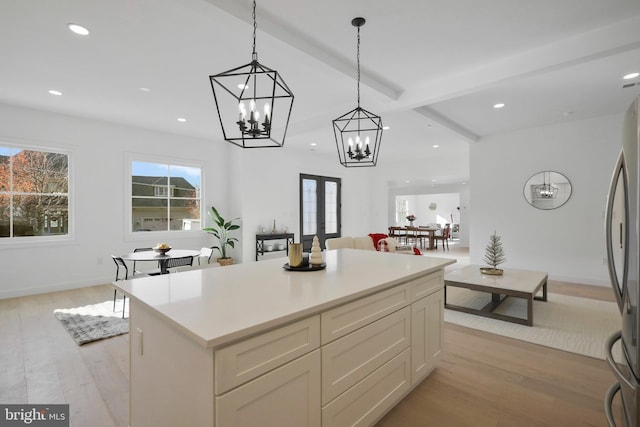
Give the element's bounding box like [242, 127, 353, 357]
[434, 224, 451, 250]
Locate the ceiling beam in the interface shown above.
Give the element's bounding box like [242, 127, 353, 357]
[202, 0, 402, 100]
[414, 106, 479, 143]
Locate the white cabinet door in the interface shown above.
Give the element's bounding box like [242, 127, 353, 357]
[216, 350, 321, 427]
[129, 300, 214, 427]
[411, 288, 444, 385]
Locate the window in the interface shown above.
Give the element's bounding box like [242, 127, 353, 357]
[396, 199, 408, 224]
[131, 161, 201, 232]
[0, 146, 70, 238]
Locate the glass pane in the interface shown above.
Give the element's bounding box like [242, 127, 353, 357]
[170, 199, 201, 230]
[12, 150, 68, 193]
[12, 150, 68, 194]
[0, 193, 9, 237]
[169, 165, 201, 200]
[303, 179, 317, 235]
[325, 181, 337, 234]
[132, 162, 168, 232]
[13, 195, 68, 236]
[132, 197, 168, 231]
[0, 147, 11, 192]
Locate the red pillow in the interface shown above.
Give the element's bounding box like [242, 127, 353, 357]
[368, 233, 388, 251]
[413, 247, 422, 256]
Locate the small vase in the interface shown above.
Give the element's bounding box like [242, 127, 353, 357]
[409, 220, 414, 227]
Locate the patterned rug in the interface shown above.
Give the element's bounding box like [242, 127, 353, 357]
[444, 287, 621, 361]
[54, 300, 129, 346]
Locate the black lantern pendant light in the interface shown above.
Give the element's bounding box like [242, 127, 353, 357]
[333, 17, 383, 167]
[209, 0, 294, 148]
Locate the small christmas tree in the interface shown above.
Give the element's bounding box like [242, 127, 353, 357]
[482, 231, 506, 273]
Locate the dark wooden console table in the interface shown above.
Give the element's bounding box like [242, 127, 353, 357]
[255, 233, 294, 261]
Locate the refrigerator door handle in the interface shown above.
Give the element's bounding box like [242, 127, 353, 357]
[605, 382, 621, 427]
[606, 331, 638, 391]
[605, 150, 627, 312]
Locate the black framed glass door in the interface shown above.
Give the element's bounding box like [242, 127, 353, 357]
[299, 174, 341, 251]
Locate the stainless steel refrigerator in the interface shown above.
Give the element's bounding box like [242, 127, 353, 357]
[605, 95, 640, 427]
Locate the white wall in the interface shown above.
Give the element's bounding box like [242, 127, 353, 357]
[470, 114, 622, 286]
[395, 193, 460, 227]
[0, 102, 379, 298]
[230, 147, 373, 262]
[0, 103, 228, 298]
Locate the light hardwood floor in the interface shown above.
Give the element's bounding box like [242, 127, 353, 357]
[0, 248, 623, 427]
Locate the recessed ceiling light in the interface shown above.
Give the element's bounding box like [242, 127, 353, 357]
[493, 103, 505, 109]
[67, 23, 90, 36]
[48, 90, 62, 96]
[177, 118, 187, 122]
[431, 179, 437, 182]
[624, 72, 640, 80]
[310, 142, 317, 146]
[139, 87, 151, 92]
[237, 84, 249, 90]
[432, 144, 439, 148]
[382, 126, 390, 130]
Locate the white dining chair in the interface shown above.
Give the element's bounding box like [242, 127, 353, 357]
[198, 247, 214, 265]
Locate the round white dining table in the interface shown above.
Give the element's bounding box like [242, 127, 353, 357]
[121, 249, 201, 274]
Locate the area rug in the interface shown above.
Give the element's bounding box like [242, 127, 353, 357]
[444, 287, 621, 361]
[53, 300, 129, 346]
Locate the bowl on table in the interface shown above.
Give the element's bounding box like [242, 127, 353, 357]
[154, 246, 172, 255]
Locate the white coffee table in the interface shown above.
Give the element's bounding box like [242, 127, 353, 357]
[444, 265, 548, 326]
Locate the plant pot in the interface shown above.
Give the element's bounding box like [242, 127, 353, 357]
[217, 257, 234, 267]
[480, 267, 503, 275]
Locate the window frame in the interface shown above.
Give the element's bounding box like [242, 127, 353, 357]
[0, 140, 74, 246]
[125, 153, 204, 239]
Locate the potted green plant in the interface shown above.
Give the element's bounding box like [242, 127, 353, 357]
[203, 206, 240, 266]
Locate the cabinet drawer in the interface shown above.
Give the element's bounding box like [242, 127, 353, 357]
[216, 350, 321, 427]
[321, 307, 410, 405]
[321, 283, 410, 344]
[410, 270, 443, 302]
[215, 316, 320, 394]
[322, 348, 411, 427]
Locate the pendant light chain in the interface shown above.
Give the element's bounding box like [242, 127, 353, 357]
[356, 25, 361, 108]
[252, 0, 257, 61]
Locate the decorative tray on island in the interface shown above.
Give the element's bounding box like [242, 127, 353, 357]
[283, 263, 326, 272]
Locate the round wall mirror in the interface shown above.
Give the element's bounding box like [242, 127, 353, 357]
[523, 171, 572, 210]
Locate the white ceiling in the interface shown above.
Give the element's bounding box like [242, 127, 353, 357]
[1, 0, 639, 185]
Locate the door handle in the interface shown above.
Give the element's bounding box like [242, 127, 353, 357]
[605, 151, 626, 312]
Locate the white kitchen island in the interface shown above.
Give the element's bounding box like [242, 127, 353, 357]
[113, 249, 455, 427]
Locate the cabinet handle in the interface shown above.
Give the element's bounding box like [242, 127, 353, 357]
[136, 328, 144, 356]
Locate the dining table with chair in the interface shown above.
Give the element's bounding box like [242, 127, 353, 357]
[120, 248, 201, 275]
[388, 226, 439, 250]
